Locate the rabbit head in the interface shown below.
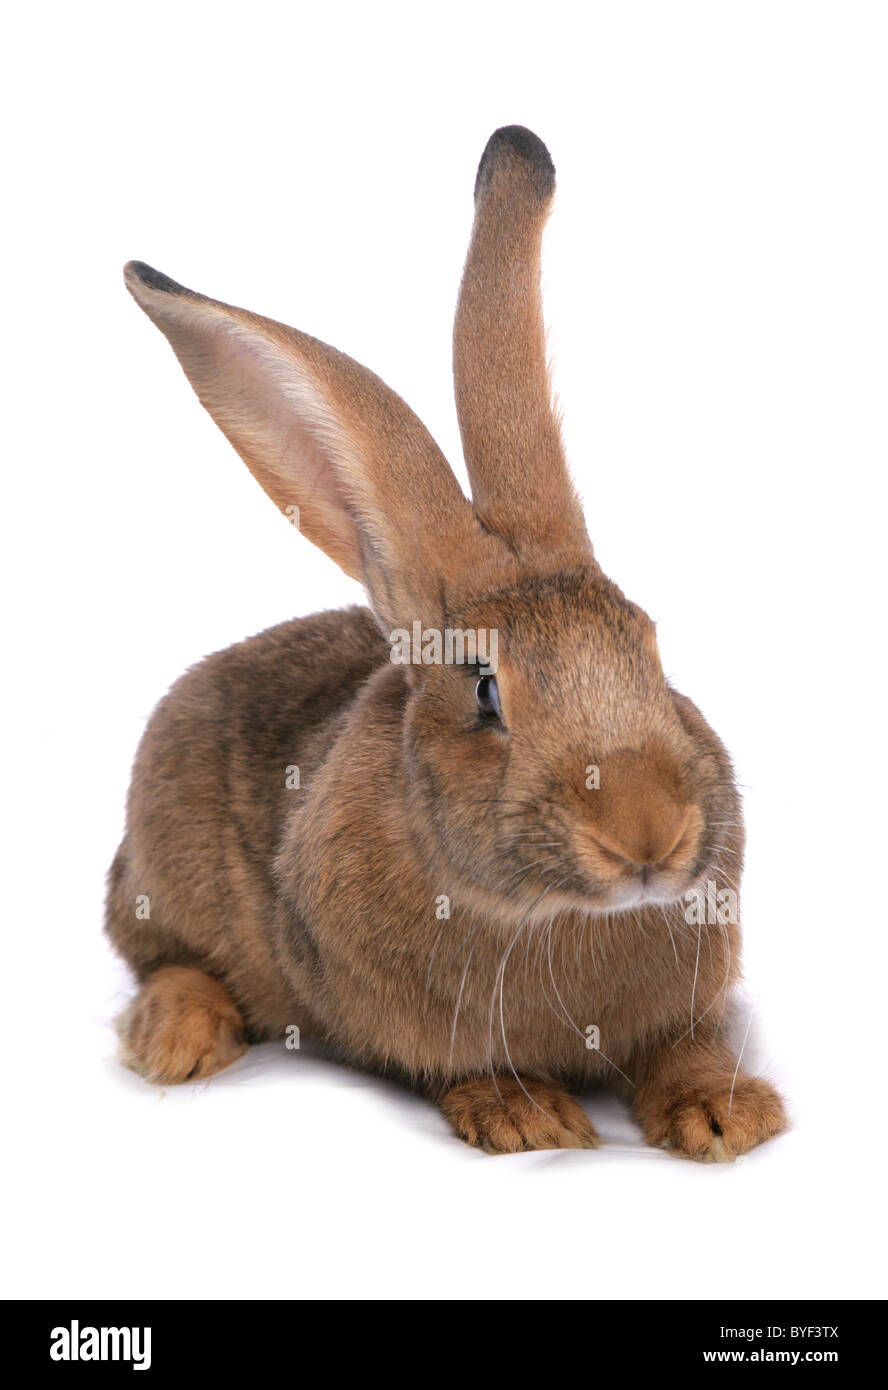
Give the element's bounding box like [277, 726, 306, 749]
[124, 126, 739, 931]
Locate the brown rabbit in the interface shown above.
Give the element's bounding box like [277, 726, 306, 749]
[107, 126, 786, 1159]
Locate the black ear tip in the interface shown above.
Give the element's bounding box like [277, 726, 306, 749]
[124, 260, 187, 297]
[474, 125, 555, 201]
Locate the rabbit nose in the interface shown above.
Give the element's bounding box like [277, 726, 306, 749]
[585, 801, 692, 868]
[577, 746, 697, 870]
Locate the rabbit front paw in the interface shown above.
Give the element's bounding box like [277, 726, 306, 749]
[639, 1073, 787, 1162]
[441, 1076, 601, 1154]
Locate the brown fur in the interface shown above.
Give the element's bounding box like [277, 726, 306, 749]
[454, 127, 589, 564]
[116, 967, 247, 1084]
[441, 1077, 601, 1154]
[107, 127, 786, 1159]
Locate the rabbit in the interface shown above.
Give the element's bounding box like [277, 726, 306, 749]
[106, 125, 786, 1159]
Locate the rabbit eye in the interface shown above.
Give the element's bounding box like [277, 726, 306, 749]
[475, 674, 503, 722]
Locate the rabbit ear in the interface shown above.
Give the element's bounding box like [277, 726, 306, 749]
[124, 261, 487, 631]
[454, 127, 591, 564]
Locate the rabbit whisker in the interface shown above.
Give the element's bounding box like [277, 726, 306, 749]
[494, 870, 576, 1119]
[728, 1010, 753, 1115]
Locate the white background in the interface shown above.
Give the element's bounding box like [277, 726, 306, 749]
[4, 1, 886, 1300]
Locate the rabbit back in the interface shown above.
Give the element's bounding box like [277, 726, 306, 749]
[105, 605, 387, 1037]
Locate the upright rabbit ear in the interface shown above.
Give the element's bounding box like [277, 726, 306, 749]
[124, 261, 488, 633]
[454, 127, 591, 564]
